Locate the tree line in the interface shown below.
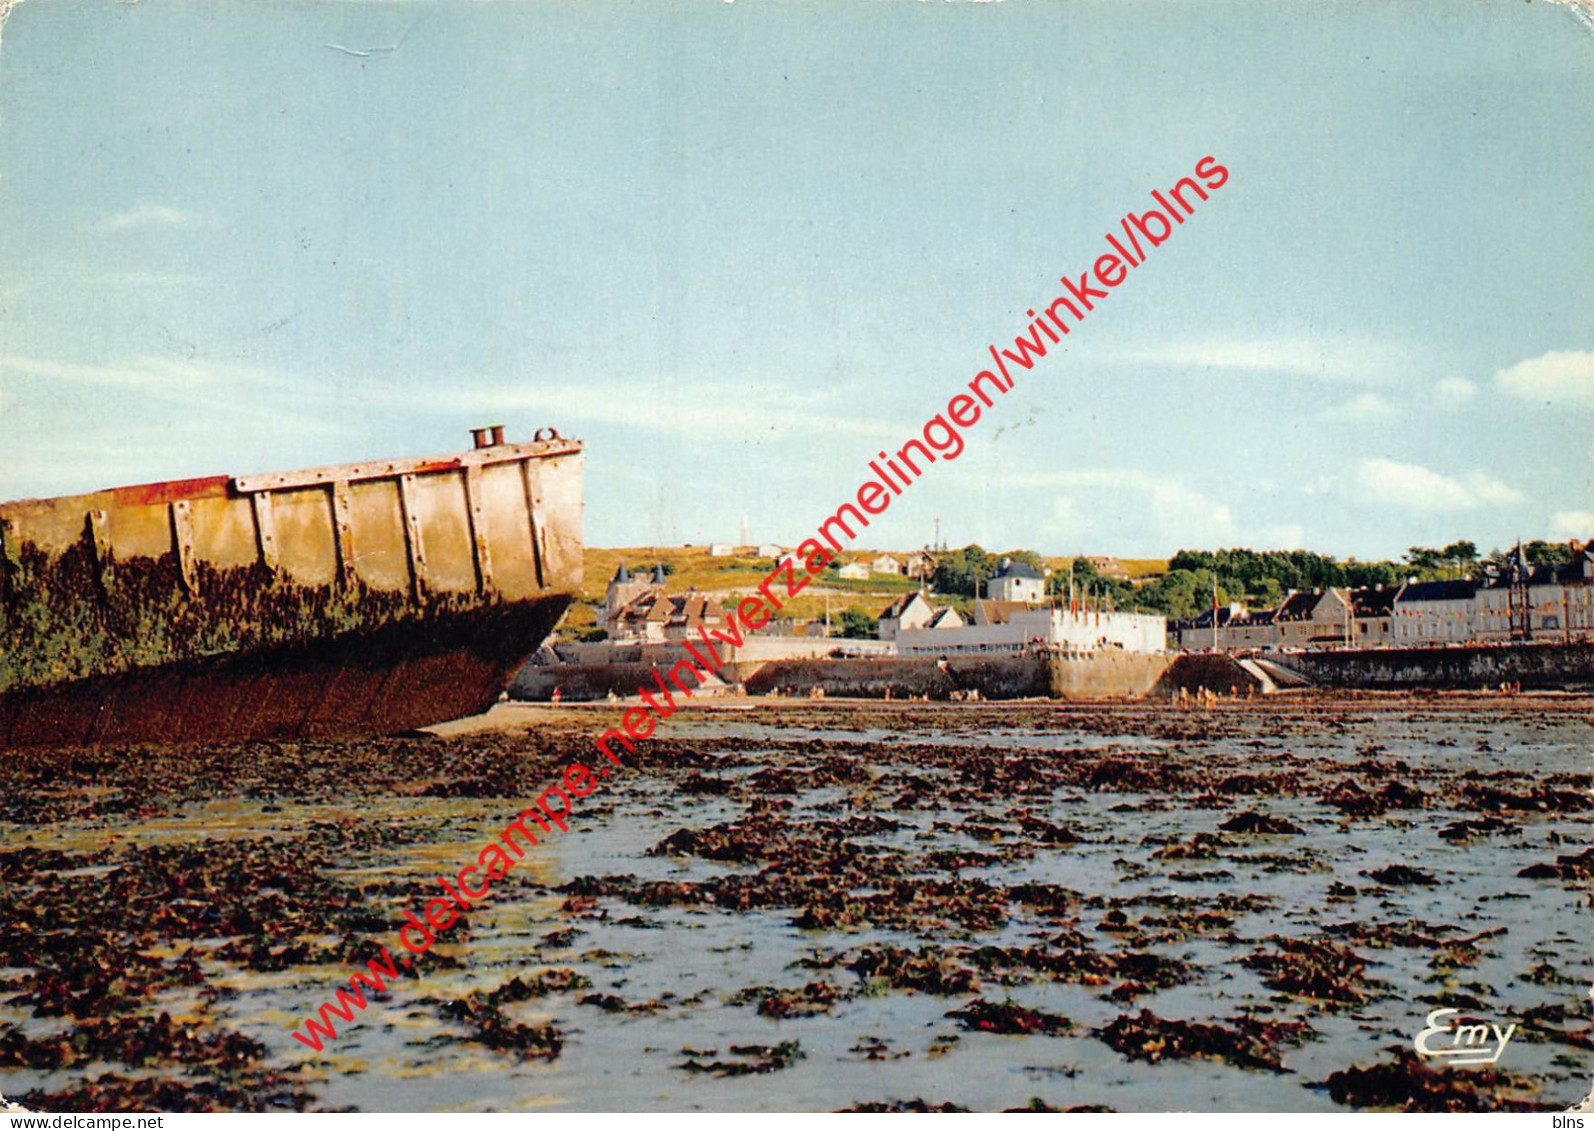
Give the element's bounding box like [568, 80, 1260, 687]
[921, 538, 1581, 622]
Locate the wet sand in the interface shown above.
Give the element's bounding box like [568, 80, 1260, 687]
[1, 696, 1589, 1112]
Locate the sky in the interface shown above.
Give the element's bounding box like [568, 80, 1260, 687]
[1, 0, 1591, 562]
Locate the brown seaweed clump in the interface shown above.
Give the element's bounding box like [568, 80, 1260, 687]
[839, 1099, 972, 1112]
[676, 1041, 804, 1077]
[946, 999, 1074, 1036]
[1320, 1049, 1555, 1112]
[1518, 846, 1594, 881]
[435, 979, 568, 1060]
[1097, 1009, 1311, 1073]
[731, 981, 849, 1019]
[845, 946, 980, 995]
[1366, 864, 1440, 887]
[1219, 811, 1304, 835]
[1243, 936, 1382, 1006]
[0, 1013, 265, 1071]
[1321, 779, 1423, 817]
[21, 1072, 318, 1114]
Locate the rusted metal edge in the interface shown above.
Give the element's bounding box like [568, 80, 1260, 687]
[114, 476, 232, 508]
[231, 437, 582, 495]
[0, 438, 582, 515]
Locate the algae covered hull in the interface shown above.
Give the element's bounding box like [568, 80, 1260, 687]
[0, 429, 583, 746]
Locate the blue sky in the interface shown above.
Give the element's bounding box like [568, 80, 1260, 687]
[1, 0, 1590, 561]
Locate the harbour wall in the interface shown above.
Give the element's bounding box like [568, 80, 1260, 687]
[1263, 641, 1594, 690]
[514, 643, 1185, 701]
[510, 639, 1594, 703]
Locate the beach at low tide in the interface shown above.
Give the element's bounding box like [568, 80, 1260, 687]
[1, 695, 1589, 1112]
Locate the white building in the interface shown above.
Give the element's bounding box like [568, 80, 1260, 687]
[877, 591, 936, 640]
[988, 559, 1046, 604]
[837, 561, 870, 580]
[871, 553, 904, 575]
[1391, 580, 1479, 646]
[1472, 542, 1594, 643]
[895, 606, 1165, 656]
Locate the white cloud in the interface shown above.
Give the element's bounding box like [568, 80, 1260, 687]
[1434, 377, 1476, 406]
[441, 380, 901, 442]
[1494, 349, 1594, 407]
[1321, 392, 1393, 422]
[100, 204, 205, 231]
[0, 354, 324, 403]
[998, 467, 1236, 542]
[1257, 523, 1306, 550]
[1099, 336, 1416, 384]
[1354, 458, 1526, 512]
[1552, 510, 1594, 539]
[2, 355, 894, 452]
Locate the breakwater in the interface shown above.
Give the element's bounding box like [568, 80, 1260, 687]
[1265, 641, 1594, 691]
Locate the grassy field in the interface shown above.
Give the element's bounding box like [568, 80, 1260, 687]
[567, 546, 1170, 635]
[569, 546, 923, 633]
[1039, 555, 1169, 581]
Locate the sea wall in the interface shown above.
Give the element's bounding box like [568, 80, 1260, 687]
[513, 653, 733, 701]
[516, 648, 1190, 702]
[1150, 653, 1266, 697]
[745, 654, 1050, 700]
[1051, 651, 1173, 699]
[1263, 641, 1594, 690]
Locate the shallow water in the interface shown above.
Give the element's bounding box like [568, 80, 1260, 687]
[1, 697, 1589, 1112]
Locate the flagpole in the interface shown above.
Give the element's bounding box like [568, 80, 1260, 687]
[1212, 575, 1219, 653]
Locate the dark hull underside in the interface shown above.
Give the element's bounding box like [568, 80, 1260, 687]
[0, 596, 568, 747]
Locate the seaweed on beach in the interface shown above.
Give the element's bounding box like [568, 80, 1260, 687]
[21, 1072, 318, 1114]
[1518, 846, 1594, 881]
[1097, 1009, 1311, 1073]
[1319, 1048, 1555, 1112]
[676, 1041, 804, 1077]
[0, 696, 1586, 1112]
[1242, 936, 1383, 1006]
[730, 981, 848, 1018]
[947, 999, 1075, 1036]
[846, 946, 980, 994]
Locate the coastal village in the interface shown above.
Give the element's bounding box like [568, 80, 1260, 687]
[518, 536, 1594, 701]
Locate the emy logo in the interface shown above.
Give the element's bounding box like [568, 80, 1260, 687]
[1413, 1007, 1517, 1067]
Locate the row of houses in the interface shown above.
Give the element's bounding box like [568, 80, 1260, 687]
[596, 557, 1058, 645]
[1171, 541, 1594, 651]
[598, 541, 1594, 655]
[707, 543, 934, 579]
[1173, 588, 1382, 651]
[1395, 542, 1594, 645]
